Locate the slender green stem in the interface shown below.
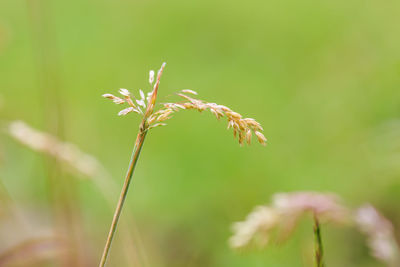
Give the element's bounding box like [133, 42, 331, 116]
[99, 123, 148, 267]
[313, 215, 325, 267]
[99, 62, 164, 266]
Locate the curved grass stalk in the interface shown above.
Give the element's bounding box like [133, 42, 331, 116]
[99, 124, 147, 267]
[99, 62, 266, 266]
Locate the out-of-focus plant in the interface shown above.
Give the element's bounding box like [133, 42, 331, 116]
[7, 120, 145, 266]
[355, 205, 400, 267]
[229, 191, 399, 267]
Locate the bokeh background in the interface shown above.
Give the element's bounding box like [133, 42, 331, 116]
[1, 0, 400, 266]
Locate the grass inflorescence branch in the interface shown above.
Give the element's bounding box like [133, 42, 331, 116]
[99, 62, 266, 266]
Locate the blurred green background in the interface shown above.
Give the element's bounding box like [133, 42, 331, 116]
[1, 0, 400, 266]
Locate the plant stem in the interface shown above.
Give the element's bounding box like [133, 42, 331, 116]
[313, 215, 325, 267]
[99, 122, 148, 267]
[27, 1, 83, 265]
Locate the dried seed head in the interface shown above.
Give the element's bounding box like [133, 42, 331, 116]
[118, 107, 135, 116]
[147, 115, 157, 125]
[146, 91, 153, 102]
[103, 94, 125, 104]
[102, 94, 115, 99]
[136, 99, 146, 108]
[181, 89, 198, 95]
[148, 123, 167, 129]
[229, 191, 349, 250]
[226, 111, 242, 120]
[255, 131, 267, 145]
[233, 127, 237, 138]
[139, 89, 145, 100]
[153, 92, 266, 146]
[246, 129, 252, 145]
[210, 108, 219, 119]
[113, 98, 125, 105]
[9, 121, 103, 178]
[102, 63, 266, 147]
[164, 103, 185, 111]
[145, 62, 166, 117]
[157, 113, 172, 122]
[229, 206, 279, 249]
[227, 120, 234, 130]
[119, 88, 130, 97]
[149, 70, 155, 84]
[238, 131, 245, 146]
[125, 98, 136, 108]
[355, 205, 400, 265]
[244, 118, 263, 131]
[272, 192, 349, 223]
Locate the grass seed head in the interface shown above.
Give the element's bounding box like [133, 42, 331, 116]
[118, 88, 130, 97]
[102, 63, 267, 146]
[181, 89, 198, 95]
[9, 121, 102, 178]
[149, 70, 155, 85]
[118, 107, 135, 116]
[229, 206, 279, 249]
[229, 191, 349, 250]
[102, 94, 125, 104]
[355, 205, 400, 265]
